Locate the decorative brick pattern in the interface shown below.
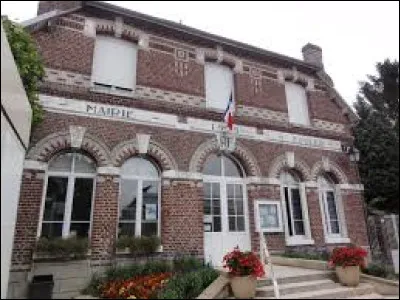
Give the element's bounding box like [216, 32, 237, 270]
[11, 170, 45, 266]
[26, 130, 112, 166]
[33, 27, 95, 75]
[310, 160, 349, 184]
[90, 175, 119, 261]
[308, 90, 349, 124]
[44, 68, 91, 88]
[268, 153, 312, 181]
[236, 105, 288, 123]
[188, 138, 262, 177]
[137, 49, 205, 96]
[313, 119, 345, 133]
[161, 181, 204, 256]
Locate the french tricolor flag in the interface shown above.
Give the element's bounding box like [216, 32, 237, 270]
[224, 93, 235, 130]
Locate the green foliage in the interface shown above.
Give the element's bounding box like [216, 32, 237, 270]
[362, 263, 398, 280]
[157, 267, 219, 299]
[84, 256, 207, 297]
[2, 18, 45, 126]
[35, 236, 88, 259]
[116, 235, 161, 255]
[354, 59, 399, 213]
[280, 251, 329, 261]
[172, 256, 204, 273]
[104, 260, 172, 281]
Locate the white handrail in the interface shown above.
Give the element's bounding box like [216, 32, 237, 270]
[260, 232, 280, 299]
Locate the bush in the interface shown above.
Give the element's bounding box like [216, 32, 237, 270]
[362, 263, 398, 280]
[35, 236, 88, 259]
[157, 267, 219, 299]
[116, 235, 161, 255]
[173, 256, 204, 273]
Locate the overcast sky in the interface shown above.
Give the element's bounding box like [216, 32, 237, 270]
[1, 1, 399, 106]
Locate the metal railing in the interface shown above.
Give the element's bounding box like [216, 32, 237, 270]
[260, 231, 280, 299]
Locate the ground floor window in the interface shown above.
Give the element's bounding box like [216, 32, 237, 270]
[119, 157, 160, 237]
[40, 152, 96, 238]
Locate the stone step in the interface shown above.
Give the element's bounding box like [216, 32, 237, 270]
[346, 293, 386, 299]
[257, 270, 334, 287]
[261, 283, 375, 299]
[256, 279, 337, 297]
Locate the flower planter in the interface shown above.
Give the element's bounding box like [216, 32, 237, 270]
[230, 275, 257, 299]
[336, 265, 361, 287]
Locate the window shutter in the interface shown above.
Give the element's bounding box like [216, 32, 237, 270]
[285, 82, 310, 125]
[205, 63, 234, 110]
[92, 35, 137, 90]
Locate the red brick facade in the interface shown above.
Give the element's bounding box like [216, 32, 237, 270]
[10, 1, 370, 270]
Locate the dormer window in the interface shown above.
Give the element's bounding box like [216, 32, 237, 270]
[284, 81, 310, 126]
[91, 35, 138, 92]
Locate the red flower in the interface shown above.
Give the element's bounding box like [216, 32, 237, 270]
[223, 246, 266, 278]
[328, 246, 368, 269]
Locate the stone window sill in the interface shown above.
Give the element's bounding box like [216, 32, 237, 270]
[325, 237, 351, 244]
[115, 245, 163, 256]
[32, 250, 91, 262]
[285, 238, 315, 246]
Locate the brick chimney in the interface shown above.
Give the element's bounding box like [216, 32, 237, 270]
[37, 1, 82, 15]
[302, 43, 324, 69]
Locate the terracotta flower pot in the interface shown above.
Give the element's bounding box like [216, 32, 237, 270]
[230, 275, 257, 299]
[335, 265, 360, 287]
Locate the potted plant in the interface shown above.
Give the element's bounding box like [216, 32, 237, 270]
[34, 236, 89, 260]
[328, 246, 368, 286]
[223, 247, 265, 299]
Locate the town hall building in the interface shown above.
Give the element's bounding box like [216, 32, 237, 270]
[8, 1, 369, 297]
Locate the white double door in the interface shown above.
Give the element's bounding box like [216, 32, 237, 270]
[203, 177, 251, 266]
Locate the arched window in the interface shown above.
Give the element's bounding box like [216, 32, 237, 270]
[318, 174, 341, 235]
[119, 157, 160, 237]
[281, 171, 305, 237]
[40, 152, 96, 238]
[203, 153, 243, 178]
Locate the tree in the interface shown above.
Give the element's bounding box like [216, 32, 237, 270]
[353, 59, 399, 213]
[2, 17, 44, 126]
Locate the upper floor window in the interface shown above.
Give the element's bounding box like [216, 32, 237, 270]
[205, 63, 234, 111]
[40, 152, 96, 238]
[284, 82, 310, 126]
[92, 35, 138, 92]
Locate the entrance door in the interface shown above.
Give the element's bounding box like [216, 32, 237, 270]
[202, 154, 251, 266]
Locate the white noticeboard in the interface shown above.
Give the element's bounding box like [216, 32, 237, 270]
[145, 204, 157, 221]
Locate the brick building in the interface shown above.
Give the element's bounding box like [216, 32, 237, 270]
[9, 1, 369, 295]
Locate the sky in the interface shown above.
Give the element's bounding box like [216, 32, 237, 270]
[1, 1, 399, 106]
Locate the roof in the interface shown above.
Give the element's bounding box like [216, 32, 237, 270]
[23, 1, 319, 72]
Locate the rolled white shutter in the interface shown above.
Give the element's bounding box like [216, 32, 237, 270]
[205, 63, 233, 110]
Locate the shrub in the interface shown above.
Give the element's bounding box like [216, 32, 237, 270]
[223, 246, 265, 277]
[173, 256, 204, 273]
[157, 267, 219, 299]
[362, 263, 398, 280]
[35, 236, 88, 259]
[328, 246, 368, 268]
[116, 235, 161, 255]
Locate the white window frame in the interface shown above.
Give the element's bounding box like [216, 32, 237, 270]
[318, 177, 350, 244]
[254, 200, 283, 233]
[284, 81, 310, 126]
[118, 166, 161, 238]
[280, 173, 314, 246]
[37, 154, 96, 239]
[204, 62, 234, 112]
[91, 35, 138, 93]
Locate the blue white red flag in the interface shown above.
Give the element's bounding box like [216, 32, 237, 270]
[224, 93, 234, 130]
